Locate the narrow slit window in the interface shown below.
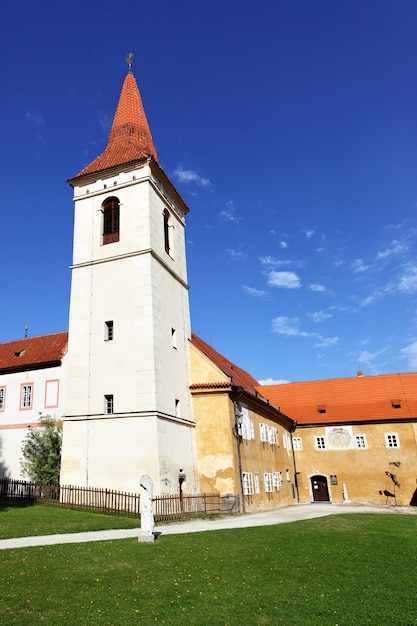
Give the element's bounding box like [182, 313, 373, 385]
[163, 209, 170, 254]
[104, 394, 114, 414]
[105, 321, 114, 341]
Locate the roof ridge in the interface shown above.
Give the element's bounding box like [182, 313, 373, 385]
[72, 70, 157, 180]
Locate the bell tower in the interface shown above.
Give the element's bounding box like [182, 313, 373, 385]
[61, 56, 197, 494]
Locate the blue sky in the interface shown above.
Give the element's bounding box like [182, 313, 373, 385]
[2, 1, 416, 383]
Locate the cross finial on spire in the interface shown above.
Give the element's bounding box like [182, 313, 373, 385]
[126, 52, 134, 72]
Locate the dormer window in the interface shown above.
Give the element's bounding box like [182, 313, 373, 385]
[14, 350, 26, 358]
[391, 400, 401, 409]
[102, 197, 120, 244]
[317, 405, 326, 414]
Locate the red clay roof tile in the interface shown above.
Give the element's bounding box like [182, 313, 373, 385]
[258, 373, 417, 424]
[0, 332, 68, 374]
[191, 334, 264, 396]
[72, 72, 158, 180]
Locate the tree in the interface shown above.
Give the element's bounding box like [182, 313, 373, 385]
[20, 416, 62, 484]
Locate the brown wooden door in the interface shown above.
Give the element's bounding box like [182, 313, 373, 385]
[311, 475, 330, 502]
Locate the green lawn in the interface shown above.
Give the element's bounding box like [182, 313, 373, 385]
[0, 501, 139, 539]
[0, 512, 416, 625]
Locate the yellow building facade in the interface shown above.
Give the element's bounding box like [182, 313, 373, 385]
[260, 373, 417, 507]
[190, 336, 297, 512]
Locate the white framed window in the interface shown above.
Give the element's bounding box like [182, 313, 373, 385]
[0, 386, 5, 411]
[171, 327, 177, 349]
[292, 437, 303, 450]
[268, 426, 278, 444]
[314, 435, 327, 450]
[283, 433, 287, 448]
[286, 469, 291, 481]
[20, 384, 33, 410]
[272, 471, 281, 491]
[104, 394, 114, 414]
[259, 423, 267, 442]
[254, 473, 260, 494]
[242, 472, 254, 495]
[264, 472, 273, 493]
[175, 399, 180, 418]
[385, 433, 400, 449]
[104, 320, 114, 341]
[354, 434, 368, 449]
[241, 406, 254, 440]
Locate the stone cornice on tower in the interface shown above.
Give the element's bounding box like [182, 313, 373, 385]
[71, 71, 158, 181]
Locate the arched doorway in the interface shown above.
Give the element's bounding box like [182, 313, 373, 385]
[310, 475, 330, 502]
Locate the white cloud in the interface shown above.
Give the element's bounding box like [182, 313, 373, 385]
[172, 167, 211, 187]
[259, 256, 294, 267]
[307, 310, 333, 323]
[351, 258, 370, 273]
[309, 283, 327, 292]
[268, 271, 301, 289]
[258, 378, 290, 386]
[357, 349, 387, 370]
[314, 336, 339, 348]
[401, 340, 417, 368]
[271, 316, 310, 337]
[226, 249, 246, 261]
[398, 266, 417, 294]
[303, 229, 315, 238]
[243, 285, 267, 297]
[279, 241, 288, 249]
[375, 239, 406, 261]
[25, 111, 45, 128]
[219, 200, 241, 224]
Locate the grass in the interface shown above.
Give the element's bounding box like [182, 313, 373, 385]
[0, 511, 416, 625]
[0, 501, 139, 539]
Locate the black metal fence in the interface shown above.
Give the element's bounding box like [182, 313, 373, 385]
[0, 478, 239, 521]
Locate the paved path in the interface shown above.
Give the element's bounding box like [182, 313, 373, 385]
[0, 502, 415, 550]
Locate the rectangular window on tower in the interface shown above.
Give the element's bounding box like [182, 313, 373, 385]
[105, 321, 114, 341]
[104, 395, 114, 414]
[0, 387, 5, 411]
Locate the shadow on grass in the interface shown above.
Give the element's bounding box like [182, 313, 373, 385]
[0, 498, 36, 512]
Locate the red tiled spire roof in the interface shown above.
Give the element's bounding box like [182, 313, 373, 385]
[73, 71, 158, 179]
[258, 373, 417, 424]
[191, 334, 264, 396]
[0, 332, 68, 374]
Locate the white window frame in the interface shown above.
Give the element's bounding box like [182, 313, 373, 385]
[264, 472, 273, 493]
[241, 406, 254, 440]
[0, 386, 5, 411]
[354, 434, 368, 449]
[385, 433, 400, 449]
[314, 435, 327, 450]
[268, 426, 278, 445]
[272, 471, 281, 491]
[20, 384, 33, 410]
[292, 437, 303, 451]
[259, 423, 267, 442]
[242, 472, 254, 496]
[254, 473, 260, 494]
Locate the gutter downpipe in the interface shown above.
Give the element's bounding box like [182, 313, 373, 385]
[232, 386, 246, 514]
[290, 420, 300, 503]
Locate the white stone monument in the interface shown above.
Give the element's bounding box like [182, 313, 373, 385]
[138, 474, 155, 543]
